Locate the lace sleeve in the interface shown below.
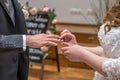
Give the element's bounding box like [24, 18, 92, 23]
[102, 58, 120, 79]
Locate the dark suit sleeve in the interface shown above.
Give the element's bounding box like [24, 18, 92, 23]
[0, 35, 24, 52]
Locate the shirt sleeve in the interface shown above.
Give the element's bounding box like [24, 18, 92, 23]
[22, 35, 26, 51]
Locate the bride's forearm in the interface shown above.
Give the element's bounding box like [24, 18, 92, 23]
[82, 46, 103, 56]
[80, 49, 108, 77]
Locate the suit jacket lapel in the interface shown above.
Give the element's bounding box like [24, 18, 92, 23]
[12, 0, 27, 34]
[0, 0, 15, 26]
[0, 0, 10, 17]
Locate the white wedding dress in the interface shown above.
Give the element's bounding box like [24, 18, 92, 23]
[93, 23, 120, 80]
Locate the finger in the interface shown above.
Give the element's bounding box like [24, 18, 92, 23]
[61, 42, 70, 46]
[60, 39, 64, 42]
[60, 33, 68, 38]
[61, 47, 69, 52]
[60, 33, 72, 39]
[44, 41, 58, 46]
[63, 50, 70, 56]
[47, 35, 60, 39]
[61, 29, 70, 35]
[46, 38, 61, 43]
[60, 34, 68, 41]
[64, 50, 70, 54]
[61, 48, 66, 53]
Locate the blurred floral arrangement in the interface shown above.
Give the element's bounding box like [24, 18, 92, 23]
[20, 2, 58, 59]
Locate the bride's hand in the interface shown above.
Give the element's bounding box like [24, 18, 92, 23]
[61, 42, 84, 62]
[60, 29, 77, 45]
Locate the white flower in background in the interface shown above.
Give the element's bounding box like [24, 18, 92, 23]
[30, 8, 38, 15]
[43, 6, 50, 13]
[22, 8, 29, 20]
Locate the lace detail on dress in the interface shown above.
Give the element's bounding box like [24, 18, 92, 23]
[93, 72, 108, 80]
[102, 58, 120, 80]
[94, 23, 120, 80]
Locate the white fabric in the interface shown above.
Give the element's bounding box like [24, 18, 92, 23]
[23, 35, 26, 51]
[93, 23, 120, 80]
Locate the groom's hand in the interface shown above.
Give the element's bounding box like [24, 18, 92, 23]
[26, 33, 60, 48]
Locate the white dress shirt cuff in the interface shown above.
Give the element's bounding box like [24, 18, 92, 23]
[23, 35, 26, 51]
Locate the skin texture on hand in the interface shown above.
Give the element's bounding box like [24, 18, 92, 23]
[26, 34, 60, 48]
[60, 29, 77, 45]
[60, 29, 107, 77]
[60, 29, 81, 61]
[61, 43, 83, 62]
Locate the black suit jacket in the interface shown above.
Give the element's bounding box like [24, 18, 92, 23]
[0, 0, 29, 80]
